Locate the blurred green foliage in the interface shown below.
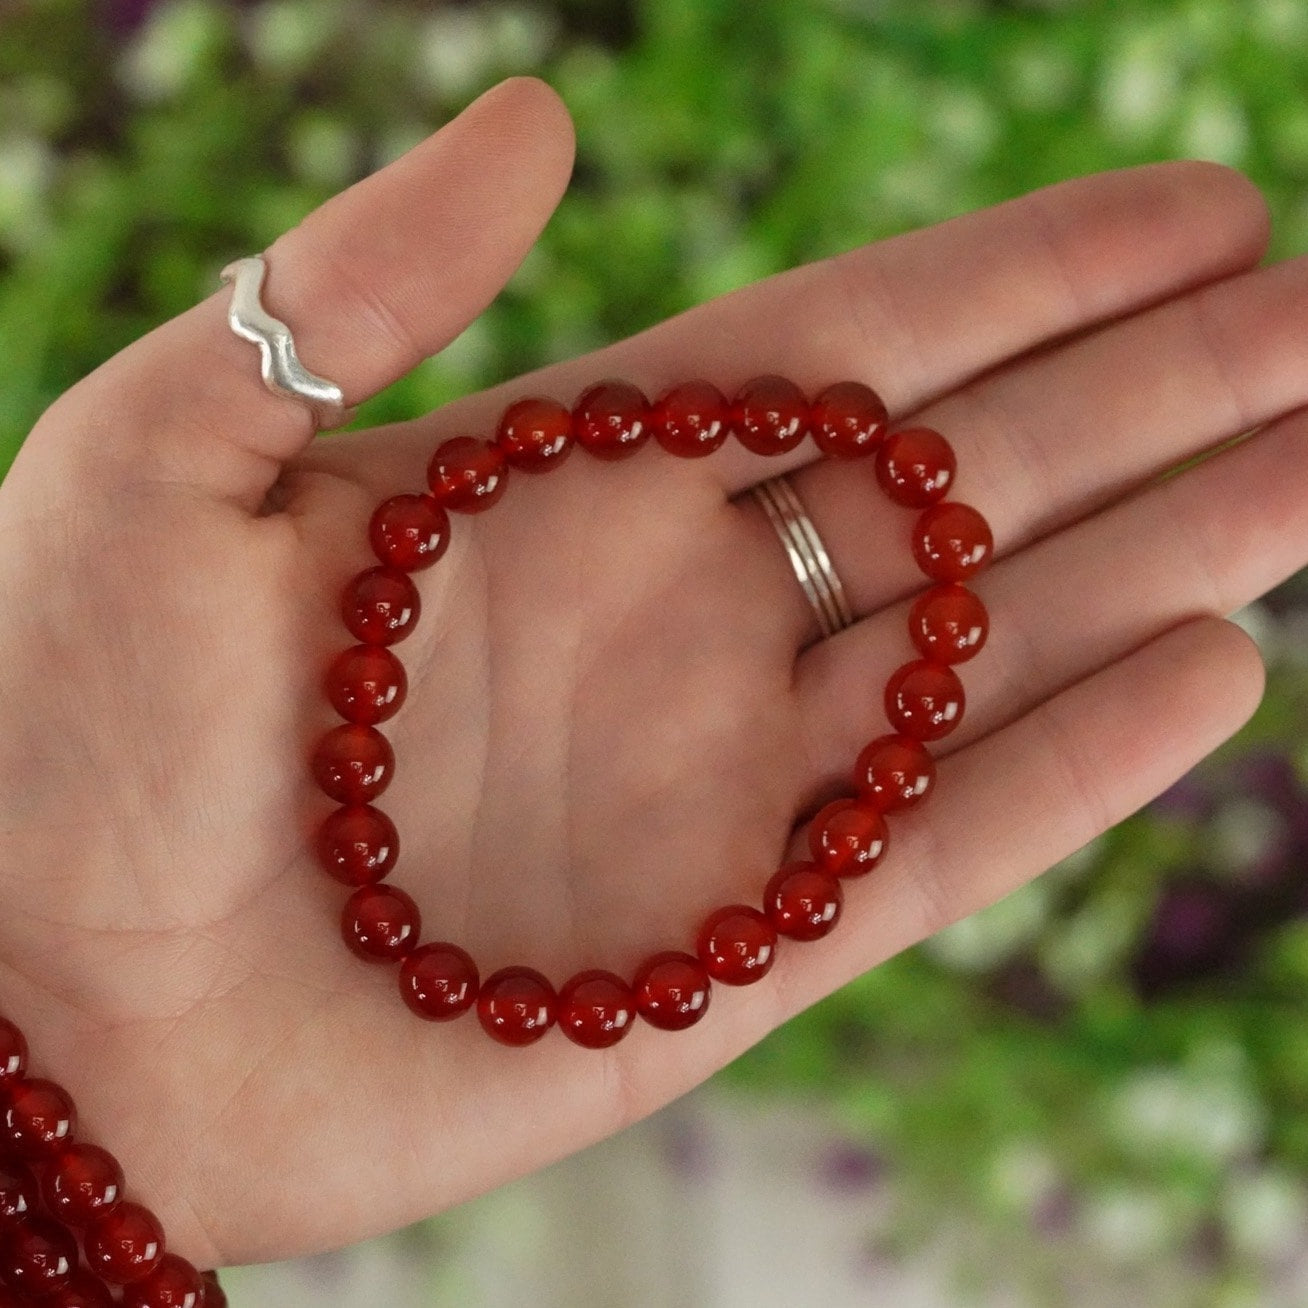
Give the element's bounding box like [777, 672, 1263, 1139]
[4, 0, 1308, 1299]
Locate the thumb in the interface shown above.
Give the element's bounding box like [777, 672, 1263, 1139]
[13, 77, 575, 514]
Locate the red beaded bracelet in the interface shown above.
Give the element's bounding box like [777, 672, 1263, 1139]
[0, 1017, 225, 1305]
[313, 376, 992, 1046]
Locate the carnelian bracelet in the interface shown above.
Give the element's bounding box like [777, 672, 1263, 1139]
[0, 1017, 225, 1304]
[312, 376, 993, 1047]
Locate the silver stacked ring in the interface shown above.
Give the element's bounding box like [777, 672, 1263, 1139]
[750, 475, 854, 640]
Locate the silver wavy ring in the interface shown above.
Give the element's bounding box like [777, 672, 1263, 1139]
[220, 253, 354, 431]
[750, 475, 854, 641]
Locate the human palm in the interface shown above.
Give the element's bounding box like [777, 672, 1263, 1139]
[0, 79, 1301, 1272]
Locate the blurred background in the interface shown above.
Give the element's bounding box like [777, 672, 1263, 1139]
[4, 0, 1308, 1303]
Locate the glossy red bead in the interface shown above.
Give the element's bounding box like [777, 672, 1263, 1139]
[0, 1215, 77, 1292]
[310, 725, 395, 804]
[399, 943, 478, 1021]
[912, 502, 993, 582]
[557, 970, 636, 1049]
[764, 862, 843, 941]
[0, 1022, 24, 1084]
[632, 952, 711, 1031]
[427, 437, 508, 513]
[875, 427, 956, 507]
[0, 1157, 36, 1228]
[477, 967, 557, 1046]
[41, 1269, 115, 1307]
[340, 566, 421, 646]
[85, 1202, 165, 1284]
[496, 397, 574, 472]
[909, 583, 988, 664]
[573, 381, 650, 461]
[3, 1079, 75, 1159]
[325, 645, 407, 725]
[367, 494, 450, 571]
[41, 1144, 123, 1226]
[885, 660, 965, 741]
[122, 1254, 204, 1308]
[695, 905, 777, 986]
[200, 1271, 228, 1308]
[732, 375, 808, 456]
[652, 380, 730, 458]
[810, 381, 888, 459]
[341, 884, 420, 962]
[808, 800, 889, 878]
[315, 804, 398, 886]
[854, 733, 936, 811]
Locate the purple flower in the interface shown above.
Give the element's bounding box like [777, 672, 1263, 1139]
[101, 0, 158, 38]
[815, 1139, 885, 1194]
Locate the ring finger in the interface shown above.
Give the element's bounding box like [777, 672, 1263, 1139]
[795, 402, 1308, 794]
[763, 251, 1308, 648]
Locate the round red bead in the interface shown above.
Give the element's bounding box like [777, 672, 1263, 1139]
[808, 800, 889, 878]
[3, 1079, 75, 1159]
[0, 1021, 25, 1084]
[340, 566, 421, 646]
[399, 943, 478, 1021]
[341, 884, 420, 961]
[0, 1157, 36, 1228]
[426, 437, 508, 513]
[764, 862, 843, 941]
[912, 502, 993, 582]
[324, 645, 407, 726]
[854, 733, 936, 811]
[41, 1144, 123, 1226]
[632, 952, 711, 1031]
[695, 905, 777, 986]
[876, 427, 956, 507]
[810, 381, 888, 459]
[885, 660, 965, 741]
[652, 380, 730, 458]
[732, 375, 808, 456]
[368, 494, 450, 571]
[315, 804, 398, 886]
[496, 397, 574, 472]
[1, 1215, 77, 1292]
[557, 970, 636, 1049]
[84, 1203, 165, 1284]
[310, 725, 395, 804]
[200, 1271, 228, 1308]
[122, 1254, 204, 1308]
[909, 583, 988, 664]
[573, 381, 650, 461]
[41, 1269, 115, 1307]
[477, 967, 557, 1046]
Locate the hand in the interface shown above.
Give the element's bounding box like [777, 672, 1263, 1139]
[0, 76, 1293, 1270]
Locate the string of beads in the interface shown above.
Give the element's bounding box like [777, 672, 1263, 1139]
[312, 376, 993, 1047]
[0, 1016, 224, 1306]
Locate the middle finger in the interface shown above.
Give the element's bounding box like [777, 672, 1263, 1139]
[771, 250, 1308, 638]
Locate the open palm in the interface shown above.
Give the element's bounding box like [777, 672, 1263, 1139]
[0, 79, 1299, 1272]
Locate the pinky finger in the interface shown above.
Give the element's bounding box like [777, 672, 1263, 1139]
[776, 616, 1265, 1012]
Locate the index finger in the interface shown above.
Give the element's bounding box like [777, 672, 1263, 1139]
[374, 161, 1266, 497]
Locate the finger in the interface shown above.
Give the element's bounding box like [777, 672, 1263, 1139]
[16, 78, 575, 513]
[796, 405, 1307, 788]
[777, 617, 1263, 1015]
[320, 160, 1266, 506]
[771, 250, 1308, 635]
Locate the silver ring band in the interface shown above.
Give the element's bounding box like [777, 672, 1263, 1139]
[750, 475, 854, 640]
[220, 254, 354, 431]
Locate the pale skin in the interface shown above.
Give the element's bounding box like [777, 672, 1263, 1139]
[0, 76, 1300, 1270]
